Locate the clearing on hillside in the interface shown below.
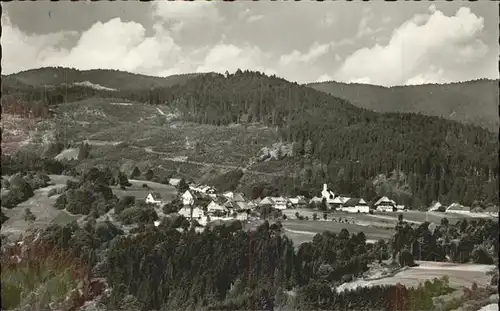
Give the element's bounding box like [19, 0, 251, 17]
[336, 261, 497, 292]
[1, 175, 79, 241]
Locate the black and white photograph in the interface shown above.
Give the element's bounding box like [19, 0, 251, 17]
[1, 1, 499, 310]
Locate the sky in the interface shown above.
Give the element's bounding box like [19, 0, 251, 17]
[2, 1, 499, 86]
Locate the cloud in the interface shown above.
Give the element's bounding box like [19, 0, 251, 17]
[196, 44, 274, 75]
[334, 6, 489, 86]
[356, 8, 383, 38]
[279, 42, 332, 67]
[152, 1, 223, 33]
[1, 14, 77, 74]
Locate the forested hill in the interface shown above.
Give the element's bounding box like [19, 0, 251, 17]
[2, 68, 498, 206]
[116, 70, 499, 206]
[307, 79, 499, 132]
[2, 67, 203, 91]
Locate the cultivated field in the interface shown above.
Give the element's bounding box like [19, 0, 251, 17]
[282, 219, 393, 244]
[1, 175, 79, 240]
[280, 208, 495, 246]
[337, 261, 497, 292]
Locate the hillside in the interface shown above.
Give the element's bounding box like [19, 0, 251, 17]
[2, 69, 498, 208]
[307, 79, 499, 132]
[2, 67, 204, 91]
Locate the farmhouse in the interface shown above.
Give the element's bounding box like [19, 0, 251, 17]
[223, 191, 246, 202]
[235, 211, 249, 221]
[374, 196, 396, 212]
[206, 200, 228, 216]
[258, 196, 288, 210]
[235, 201, 250, 210]
[178, 206, 205, 220]
[272, 197, 289, 210]
[331, 195, 350, 209]
[288, 196, 307, 208]
[258, 197, 274, 206]
[446, 203, 471, 215]
[144, 192, 163, 206]
[181, 190, 204, 206]
[340, 198, 370, 213]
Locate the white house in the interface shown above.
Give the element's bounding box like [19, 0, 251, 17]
[236, 211, 249, 221]
[340, 198, 370, 213]
[321, 184, 335, 204]
[258, 197, 274, 206]
[289, 196, 307, 208]
[181, 190, 195, 206]
[375, 196, 396, 212]
[331, 196, 350, 209]
[178, 206, 205, 219]
[144, 192, 163, 206]
[258, 197, 288, 210]
[446, 203, 471, 215]
[272, 197, 288, 210]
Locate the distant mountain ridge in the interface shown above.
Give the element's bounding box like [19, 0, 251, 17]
[307, 79, 499, 132]
[2, 67, 205, 91]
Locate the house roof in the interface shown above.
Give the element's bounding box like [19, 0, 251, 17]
[179, 206, 204, 216]
[223, 200, 239, 209]
[343, 198, 368, 207]
[236, 201, 249, 210]
[310, 196, 323, 202]
[233, 193, 246, 202]
[446, 203, 470, 211]
[289, 197, 307, 204]
[374, 196, 396, 206]
[207, 201, 226, 211]
[259, 197, 274, 205]
[146, 192, 162, 200]
[183, 190, 205, 200]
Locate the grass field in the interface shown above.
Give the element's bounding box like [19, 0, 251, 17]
[280, 208, 494, 247]
[337, 261, 497, 292]
[282, 219, 394, 243]
[1, 175, 77, 240]
[110, 179, 177, 201]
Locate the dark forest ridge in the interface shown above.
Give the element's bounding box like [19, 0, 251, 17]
[2, 66, 206, 91]
[4, 66, 498, 132]
[307, 79, 499, 132]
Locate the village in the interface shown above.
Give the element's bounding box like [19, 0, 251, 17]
[142, 181, 498, 228]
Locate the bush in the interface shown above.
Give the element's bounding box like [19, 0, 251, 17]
[118, 206, 158, 225]
[115, 195, 136, 215]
